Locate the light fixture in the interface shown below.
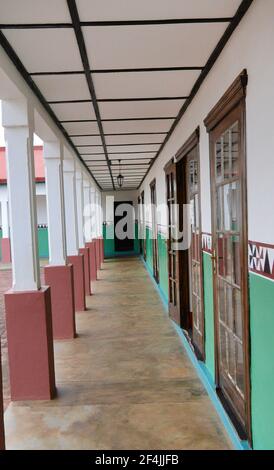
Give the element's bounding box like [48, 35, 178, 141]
[116, 159, 124, 188]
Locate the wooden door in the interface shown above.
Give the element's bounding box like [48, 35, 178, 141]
[209, 103, 250, 439]
[185, 148, 204, 358]
[150, 179, 159, 283]
[114, 201, 134, 252]
[165, 161, 180, 324]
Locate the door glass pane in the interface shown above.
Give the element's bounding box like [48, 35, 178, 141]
[215, 121, 239, 182]
[236, 340, 245, 396]
[231, 122, 239, 177]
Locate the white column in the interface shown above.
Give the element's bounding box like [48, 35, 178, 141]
[1, 99, 40, 291]
[83, 179, 92, 242]
[95, 191, 101, 237]
[1, 199, 9, 238]
[63, 156, 79, 255]
[44, 141, 67, 266]
[90, 187, 97, 238]
[76, 169, 85, 248]
[98, 192, 103, 236]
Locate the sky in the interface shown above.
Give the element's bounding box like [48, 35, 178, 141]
[0, 102, 43, 146]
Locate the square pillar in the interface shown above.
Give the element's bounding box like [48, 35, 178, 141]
[44, 142, 76, 340]
[84, 180, 97, 282]
[77, 170, 91, 296]
[2, 99, 56, 400]
[63, 154, 86, 311]
[86, 240, 97, 281]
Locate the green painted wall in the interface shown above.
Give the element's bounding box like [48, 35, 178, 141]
[249, 273, 274, 450]
[37, 227, 49, 258]
[145, 226, 153, 273]
[103, 222, 140, 258]
[144, 227, 168, 304]
[0, 227, 49, 260]
[158, 231, 169, 302]
[202, 252, 215, 382]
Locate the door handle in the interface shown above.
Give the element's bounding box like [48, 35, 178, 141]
[212, 249, 217, 274]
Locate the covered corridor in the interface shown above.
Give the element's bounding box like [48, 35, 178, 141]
[0, 0, 274, 453]
[3, 257, 231, 450]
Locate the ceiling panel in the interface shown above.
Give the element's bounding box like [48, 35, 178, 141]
[108, 152, 155, 160]
[50, 102, 96, 121]
[99, 100, 184, 119]
[77, 0, 241, 21]
[4, 29, 82, 73]
[107, 144, 160, 153]
[110, 158, 151, 164]
[93, 70, 200, 99]
[0, 0, 71, 23]
[76, 147, 104, 154]
[33, 75, 89, 101]
[79, 146, 105, 154]
[105, 134, 166, 145]
[72, 135, 102, 145]
[102, 119, 174, 134]
[63, 121, 100, 135]
[84, 23, 227, 69]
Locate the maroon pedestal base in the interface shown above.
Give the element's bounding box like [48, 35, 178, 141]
[4, 287, 56, 401]
[1, 238, 11, 263]
[79, 247, 92, 296]
[86, 241, 97, 281]
[44, 264, 76, 339]
[0, 340, 5, 450]
[67, 254, 86, 311]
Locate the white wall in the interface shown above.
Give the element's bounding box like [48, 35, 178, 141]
[140, 0, 274, 244]
[102, 190, 139, 223]
[36, 194, 47, 225]
[0, 184, 48, 226]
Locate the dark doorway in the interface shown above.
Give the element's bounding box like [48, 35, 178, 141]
[114, 201, 134, 252]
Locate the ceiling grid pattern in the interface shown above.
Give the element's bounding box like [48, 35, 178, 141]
[0, 0, 253, 190]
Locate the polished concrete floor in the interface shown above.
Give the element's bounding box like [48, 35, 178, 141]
[3, 257, 232, 450]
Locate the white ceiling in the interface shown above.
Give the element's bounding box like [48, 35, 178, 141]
[0, 0, 244, 189]
[76, 0, 241, 21]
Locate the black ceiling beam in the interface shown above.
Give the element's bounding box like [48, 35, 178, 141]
[67, 0, 115, 190]
[0, 31, 102, 190]
[76, 143, 162, 147]
[80, 18, 232, 26]
[138, 0, 254, 188]
[92, 66, 203, 74]
[0, 18, 232, 30]
[48, 96, 187, 104]
[30, 66, 203, 76]
[85, 159, 152, 163]
[111, 162, 151, 166]
[69, 132, 168, 137]
[0, 23, 73, 29]
[61, 117, 175, 123]
[81, 151, 157, 156]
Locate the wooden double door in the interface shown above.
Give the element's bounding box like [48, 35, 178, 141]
[165, 129, 204, 359]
